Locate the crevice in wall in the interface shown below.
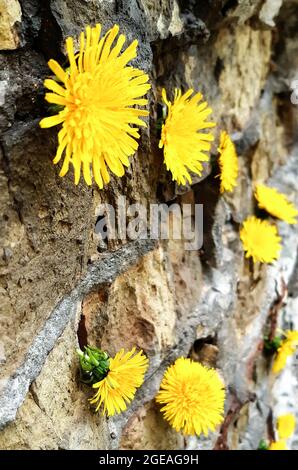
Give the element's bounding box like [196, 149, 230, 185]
[77, 314, 88, 350]
[221, 0, 238, 17]
[276, 92, 297, 149]
[190, 335, 219, 368]
[266, 408, 276, 442]
[193, 173, 221, 267]
[213, 392, 245, 450]
[34, 0, 63, 63]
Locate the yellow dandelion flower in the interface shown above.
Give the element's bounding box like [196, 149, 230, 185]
[273, 330, 298, 373]
[156, 357, 225, 436]
[269, 440, 288, 450]
[40, 23, 150, 188]
[89, 347, 148, 416]
[217, 131, 239, 193]
[240, 216, 281, 263]
[273, 344, 293, 374]
[286, 330, 298, 344]
[255, 185, 298, 224]
[277, 414, 296, 440]
[159, 88, 216, 186]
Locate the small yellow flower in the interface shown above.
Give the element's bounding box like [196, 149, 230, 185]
[273, 330, 298, 374]
[255, 185, 298, 224]
[277, 414, 296, 440]
[240, 216, 281, 263]
[273, 343, 293, 373]
[269, 440, 288, 450]
[89, 347, 148, 416]
[156, 357, 225, 436]
[40, 23, 150, 188]
[159, 88, 216, 186]
[217, 131, 239, 193]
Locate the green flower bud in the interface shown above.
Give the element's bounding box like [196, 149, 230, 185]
[258, 439, 269, 450]
[264, 335, 282, 354]
[77, 345, 110, 385]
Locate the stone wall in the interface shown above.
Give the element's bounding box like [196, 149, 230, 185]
[0, 0, 298, 450]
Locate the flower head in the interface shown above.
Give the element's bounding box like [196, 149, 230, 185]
[277, 414, 296, 440]
[159, 88, 216, 186]
[269, 440, 287, 450]
[272, 342, 293, 373]
[255, 185, 298, 224]
[217, 131, 239, 193]
[40, 24, 150, 188]
[273, 330, 298, 373]
[240, 216, 281, 263]
[156, 357, 225, 436]
[89, 347, 148, 416]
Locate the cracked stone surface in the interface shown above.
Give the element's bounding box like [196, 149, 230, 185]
[0, 0, 298, 450]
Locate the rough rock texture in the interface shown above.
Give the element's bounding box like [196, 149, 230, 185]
[0, 0, 298, 450]
[0, 0, 22, 50]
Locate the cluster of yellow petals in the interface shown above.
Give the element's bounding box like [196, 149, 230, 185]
[90, 347, 148, 416]
[269, 413, 296, 450]
[255, 184, 298, 224]
[40, 23, 150, 188]
[277, 413, 296, 440]
[240, 216, 281, 263]
[159, 88, 215, 186]
[273, 330, 298, 374]
[269, 440, 288, 450]
[156, 357, 225, 436]
[217, 131, 239, 193]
